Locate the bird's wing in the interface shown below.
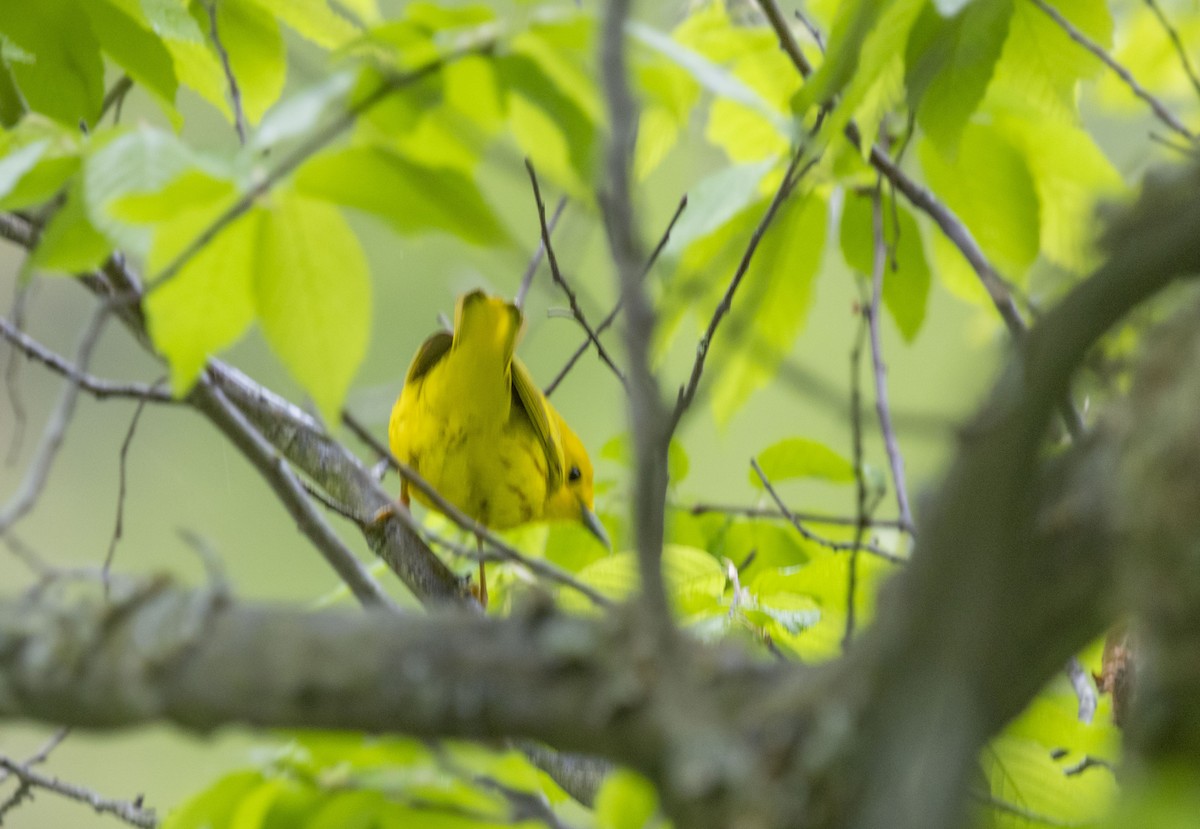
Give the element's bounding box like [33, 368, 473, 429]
[404, 330, 453, 384]
[511, 356, 565, 492]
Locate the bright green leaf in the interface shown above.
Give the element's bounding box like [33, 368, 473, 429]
[0, 139, 48, 202]
[595, 770, 660, 829]
[245, 0, 359, 49]
[751, 437, 856, 487]
[711, 191, 827, 423]
[917, 123, 1040, 278]
[567, 544, 725, 612]
[664, 160, 774, 255]
[31, 181, 112, 274]
[989, 0, 1113, 122]
[144, 204, 260, 396]
[839, 192, 931, 341]
[216, 0, 287, 124]
[254, 71, 356, 151]
[905, 0, 1014, 151]
[253, 193, 371, 423]
[295, 145, 507, 246]
[796, 0, 888, 113]
[84, 127, 204, 256]
[162, 771, 265, 829]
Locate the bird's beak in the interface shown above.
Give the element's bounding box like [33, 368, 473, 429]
[581, 505, 611, 549]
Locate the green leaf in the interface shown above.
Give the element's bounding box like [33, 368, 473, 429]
[0, 0, 105, 126]
[983, 735, 1118, 827]
[295, 145, 507, 246]
[253, 193, 371, 423]
[499, 53, 597, 193]
[796, 0, 888, 113]
[751, 437, 856, 487]
[710, 191, 827, 423]
[84, 0, 178, 107]
[144, 203, 260, 396]
[905, 0, 1015, 151]
[600, 434, 689, 486]
[995, 115, 1123, 272]
[245, 0, 359, 49]
[214, 0, 287, 124]
[140, 0, 206, 42]
[917, 123, 1040, 277]
[254, 70, 356, 151]
[595, 770, 660, 829]
[84, 127, 205, 256]
[567, 544, 725, 612]
[162, 771, 265, 829]
[839, 193, 931, 341]
[31, 181, 112, 274]
[989, 0, 1113, 122]
[664, 160, 774, 255]
[0, 139, 49, 202]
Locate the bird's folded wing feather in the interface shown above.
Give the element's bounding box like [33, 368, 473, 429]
[511, 356, 565, 492]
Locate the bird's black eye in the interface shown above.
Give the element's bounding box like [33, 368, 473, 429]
[568, 465, 582, 482]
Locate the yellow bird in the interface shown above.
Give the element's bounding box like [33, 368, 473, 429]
[388, 289, 609, 601]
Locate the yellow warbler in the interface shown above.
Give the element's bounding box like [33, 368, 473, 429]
[388, 290, 609, 598]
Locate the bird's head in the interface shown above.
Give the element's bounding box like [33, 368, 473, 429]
[543, 413, 609, 548]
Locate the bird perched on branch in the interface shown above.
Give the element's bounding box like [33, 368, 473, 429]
[386, 289, 609, 604]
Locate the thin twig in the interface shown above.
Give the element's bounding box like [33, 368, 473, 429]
[750, 459, 904, 564]
[0, 315, 174, 403]
[1029, 0, 1194, 140]
[103, 395, 153, 593]
[97, 75, 134, 127]
[301, 478, 366, 524]
[865, 188, 914, 532]
[544, 193, 688, 397]
[524, 160, 626, 388]
[0, 755, 156, 828]
[514, 196, 567, 311]
[341, 411, 613, 608]
[194, 379, 398, 610]
[672, 147, 819, 430]
[685, 501, 911, 530]
[0, 305, 110, 533]
[205, 0, 247, 144]
[793, 9, 826, 53]
[843, 302, 871, 651]
[1144, 0, 1200, 100]
[136, 41, 494, 302]
[4, 281, 31, 465]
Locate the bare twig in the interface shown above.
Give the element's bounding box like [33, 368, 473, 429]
[864, 188, 914, 531]
[750, 459, 903, 564]
[205, 0, 247, 144]
[301, 478, 365, 524]
[514, 196, 567, 311]
[843, 299, 871, 651]
[1029, 0, 1194, 140]
[524, 160, 626, 388]
[0, 755, 156, 828]
[138, 41, 494, 302]
[341, 411, 613, 608]
[544, 193, 688, 397]
[0, 305, 110, 534]
[193, 379, 398, 610]
[0, 728, 70, 824]
[672, 147, 818, 430]
[1063, 755, 1115, 777]
[4, 281, 31, 465]
[0, 315, 173, 403]
[685, 502, 911, 530]
[1144, 0, 1200, 101]
[103, 395, 153, 591]
[793, 9, 826, 53]
[97, 75, 133, 126]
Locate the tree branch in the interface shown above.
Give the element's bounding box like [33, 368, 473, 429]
[0, 755, 155, 828]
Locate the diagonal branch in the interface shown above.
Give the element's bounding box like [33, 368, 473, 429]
[544, 193, 687, 397]
[0, 754, 155, 828]
[671, 147, 818, 431]
[204, 0, 247, 145]
[1144, 0, 1200, 100]
[514, 196, 567, 311]
[524, 160, 626, 388]
[191, 377, 398, 610]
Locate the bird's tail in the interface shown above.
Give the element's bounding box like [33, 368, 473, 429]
[453, 289, 523, 363]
